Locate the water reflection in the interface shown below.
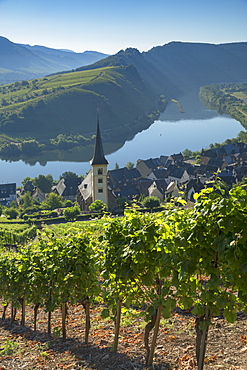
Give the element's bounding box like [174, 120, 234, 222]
[0, 94, 244, 186]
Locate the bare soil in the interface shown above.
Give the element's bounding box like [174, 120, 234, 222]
[0, 303, 247, 370]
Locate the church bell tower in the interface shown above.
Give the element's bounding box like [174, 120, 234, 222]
[90, 117, 109, 207]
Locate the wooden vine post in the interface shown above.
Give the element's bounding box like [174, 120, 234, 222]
[2, 303, 8, 320]
[147, 304, 162, 367]
[33, 303, 40, 331]
[62, 302, 67, 339]
[113, 300, 122, 353]
[20, 297, 26, 326]
[145, 278, 163, 367]
[11, 302, 17, 322]
[196, 305, 210, 370]
[84, 299, 91, 344]
[47, 281, 53, 336]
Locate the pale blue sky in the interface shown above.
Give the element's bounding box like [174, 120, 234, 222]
[0, 0, 247, 54]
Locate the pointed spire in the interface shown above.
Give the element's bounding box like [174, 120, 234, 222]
[91, 115, 108, 165]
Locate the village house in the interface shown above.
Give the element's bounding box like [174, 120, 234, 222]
[0, 183, 16, 206]
[147, 168, 170, 181]
[165, 181, 180, 199]
[167, 165, 189, 184]
[108, 167, 141, 189]
[75, 126, 247, 208]
[53, 177, 82, 201]
[148, 179, 168, 201]
[136, 158, 163, 178]
[182, 178, 204, 201]
[32, 187, 46, 203]
[168, 152, 184, 164]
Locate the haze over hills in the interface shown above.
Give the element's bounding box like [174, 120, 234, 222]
[0, 38, 247, 160]
[0, 36, 109, 84]
[77, 41, 247, 96]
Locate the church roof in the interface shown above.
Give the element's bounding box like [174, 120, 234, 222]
[91, 119, 108, 166]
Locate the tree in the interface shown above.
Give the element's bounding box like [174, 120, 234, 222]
[33, 174, 53, 193]
[142, 196, 161, 210]
[116, 196, 131, 209]
[63, 206, 80, 221]
[21, 140, 40, 154]
[182, 148, 193, 159]
[19, 191, 34, 210]
[89, 200, 107, 212]
[64, 199, 74, 208]
[4, 207, 19, 219]
[21, 177, 33, 187]
[9, 200, 18, 208]
[1, 98, 7, 106]
[114, 162, 120, 170]
[60, 171, 79, 180]
[41, 193, 64, 210]
[125, 161, 134, 170]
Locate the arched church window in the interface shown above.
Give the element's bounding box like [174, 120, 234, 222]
[98, 168, 103, 175]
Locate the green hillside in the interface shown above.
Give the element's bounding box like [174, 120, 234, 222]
[1, 41, 247, 159]
[199, 82, 247, 129]
[0, 64, 164, 157]
[76, 47, 179, 97]
[76, 42, 247, 96]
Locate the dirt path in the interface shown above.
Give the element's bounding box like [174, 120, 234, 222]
[0, 303, 247, 369]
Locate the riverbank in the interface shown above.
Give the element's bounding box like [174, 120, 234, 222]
[0, 93, 243, 186]
[160, 90, 218, 121]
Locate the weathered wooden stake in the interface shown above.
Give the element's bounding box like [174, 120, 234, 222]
[47, 281, 53, 336]
[84, 300, 91, 344]
[197, 306, 210, 370]
[113, 300, 122, 353]
[62, 302, 67, 340]
[34, 303, 40, 331]
[48, 311, 52, 336]
[20, 298, 26, 326]
[2, 303, 8, 320]
[147, 305, 162, 367]
[11, 302, 16, 322]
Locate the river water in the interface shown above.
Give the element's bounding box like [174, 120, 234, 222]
[0, 98, 244, 186]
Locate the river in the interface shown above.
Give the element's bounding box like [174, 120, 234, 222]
[0, 97, 244, 186]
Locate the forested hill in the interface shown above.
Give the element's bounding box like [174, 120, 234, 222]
[77, 42, 247, 96]
[0, 41, 247, 159]
[0, 65, 161, 153]
[76, 48, 180, 97]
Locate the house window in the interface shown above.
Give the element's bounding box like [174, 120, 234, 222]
[98, 178, 103, 183]
[98, 168, 103, 175]
[98, 188, 103, 193]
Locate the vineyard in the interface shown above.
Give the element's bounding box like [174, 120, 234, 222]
[1, 183, 247, 369]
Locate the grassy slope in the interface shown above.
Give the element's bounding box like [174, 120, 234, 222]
[1, 42, 247, 149]
[0, 65, 154, 141]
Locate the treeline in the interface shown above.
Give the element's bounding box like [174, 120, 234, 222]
[0, 66, 165, 156]
[199, 82, 247, 129]
[0, 96, 167, 159]
[1, 183, 247, 369]
[0, 134, 93, 157]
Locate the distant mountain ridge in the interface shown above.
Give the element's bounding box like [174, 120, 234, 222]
[76, 41, 247, 97]
[0, 36, 109, 84]
[0, 38, 247, 161]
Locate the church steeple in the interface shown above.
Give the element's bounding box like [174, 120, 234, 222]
[91, 116, 108, 166]
[90, 115, 109, 208]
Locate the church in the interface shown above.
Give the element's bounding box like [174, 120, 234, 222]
[77, 119, 116, 211]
